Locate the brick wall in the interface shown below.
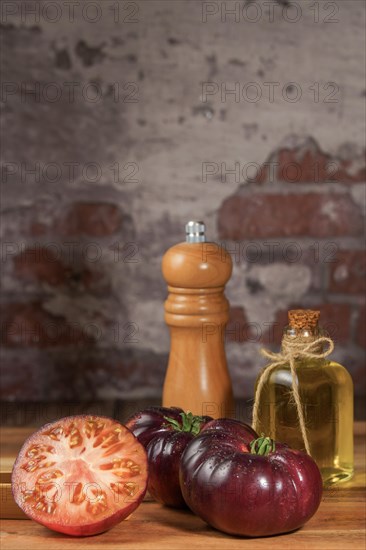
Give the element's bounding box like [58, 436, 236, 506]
[1, 0, 365, 403]
[219, 137, 365, 397]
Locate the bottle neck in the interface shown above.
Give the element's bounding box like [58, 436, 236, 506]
[284, 325, 321, 340]
[282, 325, 325, 355]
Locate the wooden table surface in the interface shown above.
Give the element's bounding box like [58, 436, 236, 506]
[1, 423, 365, 550]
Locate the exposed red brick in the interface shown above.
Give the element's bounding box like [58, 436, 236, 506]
[42, 349, 166, 401]
[12, 247, 109, 293]
[218, 193, 362, 239]
[309, 303, 351, 343]
[329, 250, 366, 295]
[29, 222, 48, 236]
[80, 269, 111, 295]
[340, 355, 366, 397]
[58, 202, 122, 237]
[253, 138, 366, 184]
[0, 354, 46, 400]
[252, 163, 268, 184]
[356, 306, 366, 349]
[276, 148, 366, 184]
[226, 306, 250, 343]
[262, 303, 351, 346]
[13, 247, 71, 286]
[260, 307, 291, 346]
[1, 303, 94, 348]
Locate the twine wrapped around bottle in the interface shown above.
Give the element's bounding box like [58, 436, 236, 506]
[252, 331, 334, 456]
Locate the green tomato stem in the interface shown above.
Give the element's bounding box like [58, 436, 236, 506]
[249, 435, 276, 456]
[163, 412, 205, 435]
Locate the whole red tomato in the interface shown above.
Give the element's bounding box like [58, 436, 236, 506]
[126, 406, 212, 508]
[179, 418, 323, 537]
[12, 415, 148, 536]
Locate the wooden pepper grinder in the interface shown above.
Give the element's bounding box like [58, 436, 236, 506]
[162, 221, 234, 418]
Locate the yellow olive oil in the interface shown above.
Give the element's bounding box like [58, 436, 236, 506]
[255, 356, 354, 486]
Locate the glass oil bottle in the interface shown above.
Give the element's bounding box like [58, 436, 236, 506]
[254, 309, 354, 486]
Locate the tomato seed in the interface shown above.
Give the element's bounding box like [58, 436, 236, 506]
[86, 490, 108, 516]
[44, 426, 63, 441]
[21, 455, 47, 472]
[110, 481, 137, 497]
[123, 482, 137, 497]
[99, 458, 141, 477]
[70, 482, 85, 505]
[22, 488, 40, 503]
[36, 469, 64, 484]
[41, 461, 57, 469]
[26, 444, 55, 458]
[34, 498, 57, 514]
[84, 419, 105, 439]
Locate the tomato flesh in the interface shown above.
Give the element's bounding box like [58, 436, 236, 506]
[12, 415, 148, 536]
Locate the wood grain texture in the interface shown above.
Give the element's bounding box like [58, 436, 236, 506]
[162, 241, 234, 417]
[1, 423, 365, 549]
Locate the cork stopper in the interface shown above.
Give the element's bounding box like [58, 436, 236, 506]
[288, 309, 320, 330]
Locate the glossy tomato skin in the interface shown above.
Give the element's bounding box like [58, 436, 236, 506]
[147, 431, 194, 507]
[126, 407, 212, 508]
[202, 418, 257, 444]
[12, 415, 148, 536]
[125, 407, 184, 448]
[180, 419, 323, 537]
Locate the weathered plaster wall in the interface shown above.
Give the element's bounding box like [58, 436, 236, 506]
[1, 0, 365, 401]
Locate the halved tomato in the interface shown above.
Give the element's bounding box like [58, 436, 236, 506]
[11, 415, 148, 536]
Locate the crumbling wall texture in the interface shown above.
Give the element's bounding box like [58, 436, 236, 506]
[1, 0, 365, 401]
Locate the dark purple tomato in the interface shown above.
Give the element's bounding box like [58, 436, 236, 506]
[126, 407, 212, 508]
[125, 407, 184, 448]
[202, 417, 257, 442]
[179, 419, 323, 537]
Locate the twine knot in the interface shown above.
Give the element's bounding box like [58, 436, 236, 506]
[252, 335, 334, 455]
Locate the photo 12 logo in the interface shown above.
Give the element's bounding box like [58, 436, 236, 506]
[1, 161, 139, 186]
[1, 241, 142, 264]
[201, 81, 340, 105]
[201, 1, 340, 24]
[201, 240, 339, 265]
[1, 2, 139, 25]
[1, 318, 140, 347]
[201, 159, 341, 184]
[1, 82, 139, 105]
